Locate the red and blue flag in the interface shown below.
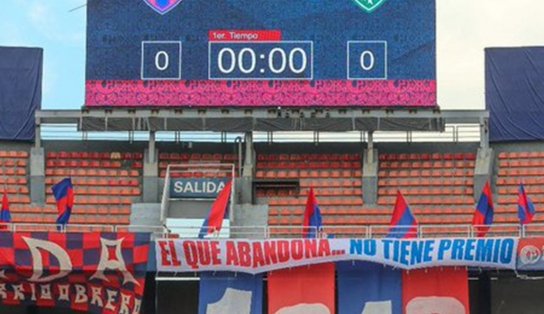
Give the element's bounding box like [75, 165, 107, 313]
[52, 178, 74, 226]
[1, 191, 11, 223]
[473, 181, 494, 237]
[387, 190, 418, 238]
[199, 180, 232, 238]
[303, 187, 322, 238]
[518, 183, 536, 225]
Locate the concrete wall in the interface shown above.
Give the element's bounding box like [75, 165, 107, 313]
[232, 204, 268, 238]
[130, 203, 161, 226]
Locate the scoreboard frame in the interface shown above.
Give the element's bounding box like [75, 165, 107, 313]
[140, 40, 183, 81]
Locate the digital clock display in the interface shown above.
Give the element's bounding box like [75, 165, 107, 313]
[86, 0, 436, 108]
[209, 42, 313, 80]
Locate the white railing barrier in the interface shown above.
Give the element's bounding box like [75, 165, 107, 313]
[5, 223, 544, 238]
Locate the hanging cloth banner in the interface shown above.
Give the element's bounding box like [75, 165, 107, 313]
[198, 272, 263, 314]
[156, 237, 518, 274]
[268, 263, 335, 314]
[402, 267, 470, 314]
[0, 232, 151, 314]
[337, 261, 402, 314]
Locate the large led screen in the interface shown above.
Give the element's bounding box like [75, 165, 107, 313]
[86, 0, 436, 108]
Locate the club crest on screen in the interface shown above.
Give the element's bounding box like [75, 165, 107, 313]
[143, 0, 182, 15]
[352, 0, 387, 13]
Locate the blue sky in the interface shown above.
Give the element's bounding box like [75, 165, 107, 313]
[0, 0, 86, 110]
[1, 0, 543, 110]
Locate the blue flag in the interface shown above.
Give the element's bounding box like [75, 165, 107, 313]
[337, 261, 402, 314]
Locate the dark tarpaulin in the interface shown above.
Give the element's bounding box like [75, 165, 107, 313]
[0, 46, 42, 141]
[486, 47, 544, 142]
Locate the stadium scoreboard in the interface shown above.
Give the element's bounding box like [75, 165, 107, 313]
[86, 0, 436, 108]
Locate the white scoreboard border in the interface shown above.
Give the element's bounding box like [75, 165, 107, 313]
[208, 40, 314, 81]
[347, 40, 388, 80]
[141, 40, 183, 81]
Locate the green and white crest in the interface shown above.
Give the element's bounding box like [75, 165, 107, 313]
[352, 0, 388, 13]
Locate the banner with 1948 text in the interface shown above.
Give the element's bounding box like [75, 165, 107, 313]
[156, 238, 518, 274]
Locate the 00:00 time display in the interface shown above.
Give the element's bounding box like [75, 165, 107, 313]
[208, 41, 313, 80]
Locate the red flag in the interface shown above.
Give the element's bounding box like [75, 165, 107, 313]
[199, 180, 232, 238]
[0, 191, 10, 228]
[302, 187, 322, 238]
[387, 190, 418, 238]
[403, 268, 469, 314]
[268, 263, 335, 314]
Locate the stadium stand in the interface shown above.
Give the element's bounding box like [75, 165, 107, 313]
[496, 151, 544, 224]
[378, 152, 476, 222]
[260, 149, 483, 237]
[39, 151, 143, 226]
[260, 153, 363, 236]
[0, 150, 31, 223]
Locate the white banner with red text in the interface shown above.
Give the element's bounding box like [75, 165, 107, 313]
[156, 237, 518, 274]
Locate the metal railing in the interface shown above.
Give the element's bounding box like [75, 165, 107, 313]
[156, 223, 544, 239]
[5, 223, 542, 239]
[9, 224, 167, 235]
[39, 123, 481, 144]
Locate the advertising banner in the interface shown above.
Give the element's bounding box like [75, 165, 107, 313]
[86, 0, 436, 108]
[268, 263, 335, 314]
[337, 261, 402, 314]
[199, 272, 263, 314]
[0, 232, 150, 314]
[156, 238, 518, 274]
[516, 238, 544, 271]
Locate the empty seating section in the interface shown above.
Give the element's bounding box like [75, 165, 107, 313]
[497, 152, 544, 223]
[378, 152, 476, 227]
[5, 147, 543, 234]
[159, 153, 238, 178]
[260, 153, 364, 234]
[0, 151, 30, 216]
[36, 151, 144, 226]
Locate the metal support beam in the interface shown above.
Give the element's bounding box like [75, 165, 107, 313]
[367, 131, 374, 164]
[35, 123, 41, 149]
[240, 132, 255, 204]
[35, 108, 488, 133]
[148, 131, 156, 163]
[479, 117, 490, 150]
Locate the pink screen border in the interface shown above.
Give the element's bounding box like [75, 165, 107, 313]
[85, 80, 436, 107]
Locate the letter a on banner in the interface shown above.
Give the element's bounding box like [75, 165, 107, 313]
[268, 263, 335, 314]
[199, 272, 263, 314]
[402, 268, 469, 314]
[337, 262, 402, 314]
